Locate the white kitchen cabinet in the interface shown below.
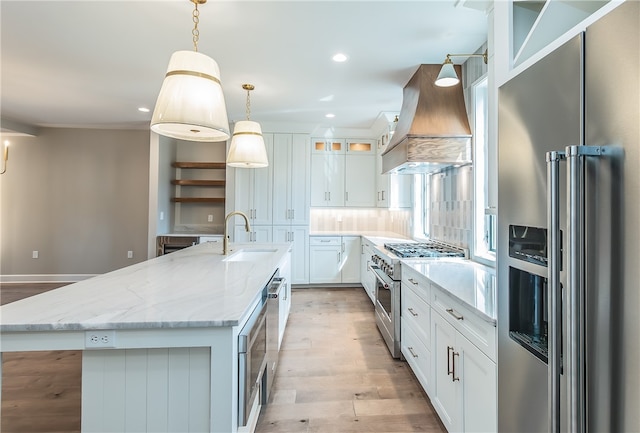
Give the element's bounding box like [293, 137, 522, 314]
[311, 138, 346, 154]
[340, 236, 361, 283]
[278, 249, 292, 349]
[309, 237, 342, 284]
[431, 303, 497, 433]
[310, 153, 345, 207]
[401, 266, 432, 394]
[360, 238, 376, 303]
[272, 134, 310, 226]
[233, 225, 272, 243]
[345, 154, 375, 207]
[309, 236, 360, 284]
[234, 133, 274, 226]
[310, 138, 377, 208]
[273, 225, 309, 285]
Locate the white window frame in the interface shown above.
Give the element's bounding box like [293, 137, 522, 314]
[471, 75, 496, 265]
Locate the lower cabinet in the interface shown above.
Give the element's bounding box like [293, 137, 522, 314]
[273, 225, 309, 285]
[401, 267, 432, 394]
[309, 236, 361, 284]
[431, 308, 497, 433]
[360, 238, 376, 303]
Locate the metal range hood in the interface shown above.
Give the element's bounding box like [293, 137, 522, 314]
[381, 64, 472, 174]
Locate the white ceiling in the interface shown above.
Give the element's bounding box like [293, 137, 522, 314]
[0, 1, 488, 136]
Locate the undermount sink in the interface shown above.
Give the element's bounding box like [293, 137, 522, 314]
[223, 248, 278, 262]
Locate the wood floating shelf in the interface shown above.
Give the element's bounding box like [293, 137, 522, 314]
[172, 162, 226, 169]
[171, 180, 226, 187]
[171, 197, 226, 203]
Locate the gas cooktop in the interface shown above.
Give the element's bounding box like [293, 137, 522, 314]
[383, 241, 467, 258]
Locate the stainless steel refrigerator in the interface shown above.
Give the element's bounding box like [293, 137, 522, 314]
[497, 2, 639, 432]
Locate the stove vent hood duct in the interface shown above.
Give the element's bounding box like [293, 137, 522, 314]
[381, 64, 472, 174]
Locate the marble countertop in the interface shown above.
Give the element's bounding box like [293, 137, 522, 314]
[402, 258, 497, 323]
[0, 242, 291, 332]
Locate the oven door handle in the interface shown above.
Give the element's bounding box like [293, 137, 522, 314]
[368, 264, 391, 288]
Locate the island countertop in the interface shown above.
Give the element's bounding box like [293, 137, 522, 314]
[0, 242, 291, 332]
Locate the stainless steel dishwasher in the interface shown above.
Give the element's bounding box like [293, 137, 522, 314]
[265, 275, 286, 403]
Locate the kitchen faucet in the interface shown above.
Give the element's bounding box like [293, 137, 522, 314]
[223, 211, 251, 255]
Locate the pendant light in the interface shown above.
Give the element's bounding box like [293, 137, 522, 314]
[150, 0, 230, 142]
[226, 84, 268, 168]
[435, 50, 488, 87]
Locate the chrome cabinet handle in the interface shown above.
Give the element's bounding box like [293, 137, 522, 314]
[446, 308, 464, 320]
[407, 307, 418, 317]
[408, 347, 418, 358]
[452, 351, 460, 382]
[408, 278, 419, 285]
[345, 191, 349, 202]
[337, 252, 341, 263]
[447, 346, 453, 376]
[382, 190, 385, 200]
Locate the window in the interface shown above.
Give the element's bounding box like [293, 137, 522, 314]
[472, 76, 496, 262]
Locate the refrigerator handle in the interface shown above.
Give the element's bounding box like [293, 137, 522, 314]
[546, 150, 565, 433]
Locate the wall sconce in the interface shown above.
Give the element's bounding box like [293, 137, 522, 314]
[151, 0, 230, 142]
[1, 141, 8, 175]
[227, 84, 268, 168]
[435, 49, 488, 87]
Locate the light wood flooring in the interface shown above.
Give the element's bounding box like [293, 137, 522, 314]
[255, 288, 445, 433]
[1, 284, 444, 433]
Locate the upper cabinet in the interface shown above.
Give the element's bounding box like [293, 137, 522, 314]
[272, 134, 310, 226]
[512, 0, 609, 67]
[310, 138, 376, 208]
[234, 134, 274, 226]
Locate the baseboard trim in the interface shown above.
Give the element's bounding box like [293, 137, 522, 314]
[0, 274, 97, 283]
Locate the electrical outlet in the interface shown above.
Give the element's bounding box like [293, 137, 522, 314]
[207, 214, 214, 222]
[160, 211, 165, 221]
[85, 330, 116, 349]
[32, 250, 39, 259]
[127, 250, 133, 259]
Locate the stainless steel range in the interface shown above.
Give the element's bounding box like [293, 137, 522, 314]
[369, 240, 466, 358]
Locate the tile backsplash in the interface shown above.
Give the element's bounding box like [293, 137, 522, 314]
[427, 165, 473, 248]
[310, 208, 412, 237]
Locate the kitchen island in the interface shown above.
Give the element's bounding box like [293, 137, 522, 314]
[0, 241, 292, 433]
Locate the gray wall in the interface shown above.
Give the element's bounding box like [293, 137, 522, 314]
[0, 128, 150, 279]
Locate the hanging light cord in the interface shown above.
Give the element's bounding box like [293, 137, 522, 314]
[242, 84, 255, 121]
[192, 1, 201, 52]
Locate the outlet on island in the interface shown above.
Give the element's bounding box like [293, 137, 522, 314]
[84, 330, 116, 349]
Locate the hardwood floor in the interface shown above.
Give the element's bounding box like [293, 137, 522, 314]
[1, 284, 444, 433]
[1, 283, 81, 433]
[256, 288, 445, 433]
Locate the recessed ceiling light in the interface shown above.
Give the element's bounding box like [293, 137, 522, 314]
[138, 107, 150, 113]
[332, 53, 348, 62]
[325, 113, 335, 118]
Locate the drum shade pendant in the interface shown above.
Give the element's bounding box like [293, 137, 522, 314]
[227, 84, 268, 168]
[435, 49, 488, 87]
[151, 0, 230, 142]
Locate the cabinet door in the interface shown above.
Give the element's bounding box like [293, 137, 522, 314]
[310, 154, 329, 207]
[234, 226, 272, 243]
[346, 139, 375, 155]
[309, 245, 341, 284]
[431, 311, 459, 433]
[273, 225, 309, 285]
[340, 236, 361, 283]
[272, 134, 292, 225]
[458, 334, 497, 433]
[345, 154, 375, 207]
[325, 153, 345, 207]
[251, 133, 273, 225]
[233, 134, 273, 225]
[289, 134, 310, 225]
[311, 138, 346, 154]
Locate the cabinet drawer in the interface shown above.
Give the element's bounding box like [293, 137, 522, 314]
[401, 320, 431, 395]
[401, 266, 431, 305]
[401, 284, 431, 347]
[309, 236, 341, 246]
[431, 287, 496, 362]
